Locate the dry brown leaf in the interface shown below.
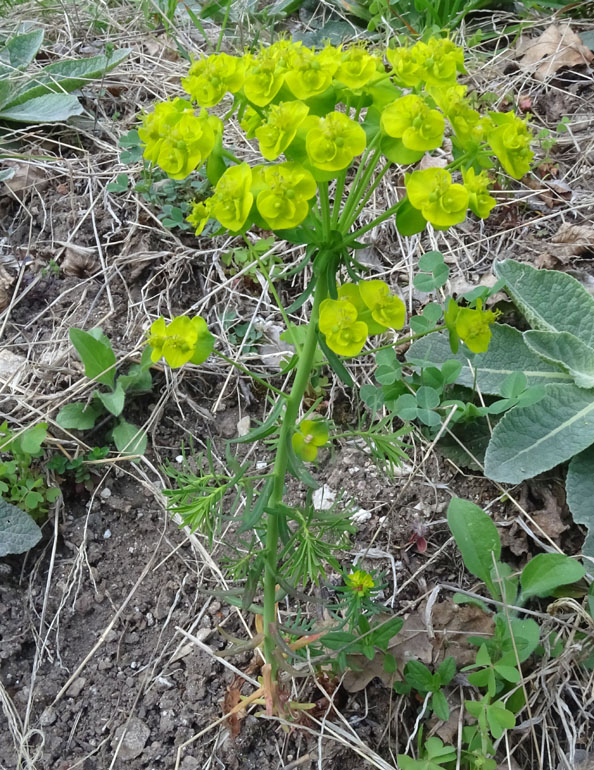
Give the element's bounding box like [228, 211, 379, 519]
[61, 244, 97, 277]
[516, 23, 593, 81]
[1, 161, 49, 197]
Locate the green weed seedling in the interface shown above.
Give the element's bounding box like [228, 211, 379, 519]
[0, 29, 129, 124]
[0, 422, 59, 556]
[394, 656, 456, 721]
[56, 328, 152, 455]
[48, 446, 110, 491]
[409, 261, 594, 557]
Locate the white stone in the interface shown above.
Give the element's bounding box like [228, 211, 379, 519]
[312, 485, 336, 510]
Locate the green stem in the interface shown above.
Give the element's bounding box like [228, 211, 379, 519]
[331, 171, 347, 227]
[349, 161, 392, 224]
[213, 350, 287, 398]
[319, 182, 331, 238]
[364, 325, 444, 355]
[215, 0, 232, 52]
[338, 143, 382, 232]
[343, 198, 405, 247]
[262, 266, 329, 671]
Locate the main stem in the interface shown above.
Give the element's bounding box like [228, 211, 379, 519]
[262, 268, 329, 671]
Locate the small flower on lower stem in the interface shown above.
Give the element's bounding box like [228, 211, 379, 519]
[345, 569, 375, 597]
[291, 419, 329, 462]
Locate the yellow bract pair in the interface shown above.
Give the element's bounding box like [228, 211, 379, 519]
[147, 316, 214, 368]
[319, 281, 406, 357]
[188, 161, 317, 234]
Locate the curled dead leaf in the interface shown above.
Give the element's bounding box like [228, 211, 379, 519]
[515, 23, 593, 81]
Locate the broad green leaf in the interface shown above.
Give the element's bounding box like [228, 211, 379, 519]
[484, 383, 594, 484]
[375, 348, 401, 385]
[447, 498, 501, 597]
[117, 364, 152, 394]
[0, 29, 44, 77]
[396, 198, 427, 236]
[566, 445, 594, 558]
[56, 402, 101, 430]
[70, 327, 116, 388]
[112, 421, 147, 456]
[407, 324, 570, 396]
[495, 259, 594, 348]
[416, 386, 440, 409]
[506, 618, 541, 662]
[404, 659, 434, 692]
[7, 49, 131, 106]
[96, 382, 125, 416]
[437, 656, 456, 684]
[0, 498, 42, 556]
[524, 330, 594, 389]
[360, 383, 384, 412]
[0, 93, 84, 123]
[486, 700, 515, 739]
[19, 423, 47, 455]
[519, 553, 586, 602]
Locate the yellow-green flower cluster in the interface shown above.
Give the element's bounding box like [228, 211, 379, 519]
[345, 569, 375, 597]
[147, 315, 214, 368]
[291, 418, 329, 462]
[319, 280, 405, 357]
[445, 298, 500, 353]
[188, 161, 317, 234]
[139, 36, 533, 238]
[138, 98, 221, 180]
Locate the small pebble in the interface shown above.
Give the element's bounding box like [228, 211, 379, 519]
[100, 488, 112, 499]
[103, 529, 112, 539]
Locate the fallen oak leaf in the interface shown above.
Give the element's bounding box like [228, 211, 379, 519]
[515, 23, 593, 81]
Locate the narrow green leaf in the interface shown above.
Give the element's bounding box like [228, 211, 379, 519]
[404, 659, 434, 692]
[520, 553, 586, 602]
[495, 259, 594, 348]
[431, 690, 450, 721]
[232, 397, 283, 444]
[238, 477, 273, 533]
[319, 334, 354, 387]
[484, 383, 594, 484]
[0, 93, 84, 123]
[70, 327, 116, 388]
[524, 330, 594, 389]
[447, 498, 501, 596]
[437, 656, 456, 685]
[407, 324, 570, 396]
[566, 444, 594, 558]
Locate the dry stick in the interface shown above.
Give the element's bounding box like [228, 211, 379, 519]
[175, 627, 260, 688]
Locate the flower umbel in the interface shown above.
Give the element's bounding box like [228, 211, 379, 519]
[147, 316, 214, 368]
[381, 94, 444, 152]
[291, 419, 329, 462]
[255, 162, 316, 230]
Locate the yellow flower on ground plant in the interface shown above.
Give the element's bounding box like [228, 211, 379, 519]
[147, 316, 214, 368]
[255, 162, 316, 230]
[187, 199, 212, 235]
[359, 280, 406, 329]
[319, 298, 368, 357]
[463, 168, 496, 219]
[210, 163, 254, 231]
[337, 283, 387, 335]
[381, 94, 444, 152]
[138, 99, 219, 179]
[284, 46, 336, 99]
[255, 101, 310, 161]
[345, 569, 375, 597]
[243, 42, 299, 108]
[454, 299, 499, 353]
[405, 168, 469, 228]
[386, 45, 424, 88]
[305, 112, 366, 172]
[335, 45, 380, 89]
[182, 52, 245, 108]
[487, 112, 533, 179]
[416, 38, 465, 87]
[291, 418, 329, 462]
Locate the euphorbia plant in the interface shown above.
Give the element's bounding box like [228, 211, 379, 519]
[135, 35, 533, 707]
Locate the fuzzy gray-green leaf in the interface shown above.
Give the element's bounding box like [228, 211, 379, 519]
[524, 330, 594, 389]
[0, 93, 83, 123]
[406, 324, 569, 396]
[0, 498, 42, 556]
[495, 259, 594, 348]
[566, 445, 594, 558]
[484, 383, 594, 484]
